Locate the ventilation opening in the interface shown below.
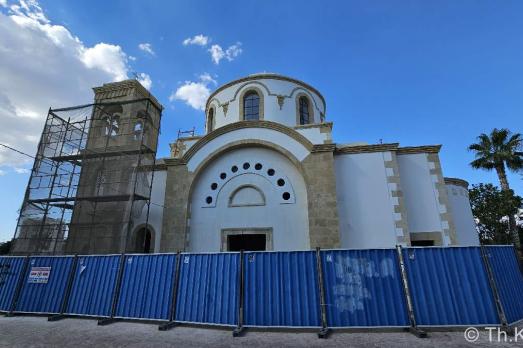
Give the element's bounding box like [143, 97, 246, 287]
[227, 234, 266, 251]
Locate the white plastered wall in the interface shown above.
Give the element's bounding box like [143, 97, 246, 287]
[334, 152, 398, 248]
[397, 153, 447, 245]
[446, 183, 479, 246]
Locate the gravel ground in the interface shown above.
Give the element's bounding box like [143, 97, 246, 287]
[0, 316, 521, 347]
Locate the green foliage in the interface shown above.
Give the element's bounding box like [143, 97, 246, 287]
[469, 183, 522, 245]
[0, 240, 12, 255]
[468, 128, 523, 173]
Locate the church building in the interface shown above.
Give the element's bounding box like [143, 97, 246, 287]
[134, 73, 479, 253]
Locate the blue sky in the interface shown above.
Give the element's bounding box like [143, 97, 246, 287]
[0, 0, 522, 241]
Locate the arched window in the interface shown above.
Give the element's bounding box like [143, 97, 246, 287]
[133, 121, 143, 140]
[243, 91, 260, 120]
[207, 107, 215, 133]
[299, 96, 310, 125]
[103, 114, 120, 136]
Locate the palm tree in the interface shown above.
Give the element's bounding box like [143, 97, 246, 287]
[469, 128, 523, 249]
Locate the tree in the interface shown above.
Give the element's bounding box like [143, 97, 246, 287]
[0, 240, 12, 255]
[469, 184, 522, 245]
[469, 128, 523, 249]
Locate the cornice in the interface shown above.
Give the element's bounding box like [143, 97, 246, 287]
[444, 177, 469, 189]
[335, 143, 399, 154]
[92, 79, 163, 111]
[396, 145, 442, 154]
[181, 120, 314, 163]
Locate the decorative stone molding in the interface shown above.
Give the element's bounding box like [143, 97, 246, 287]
[336, 143, 399, 154]
[312, 144, 336, 153]
[239, 86, 265, 121]
[396, 145, 442, 154]
[427, 153, 457, 245]
[383, 152, 410, 245]
[222, 102, 229, 116]
[295, 92, 315, 125]
[444, 177, 469, 189]
[294, 122, 333, 132]
[277, 95, 285, 110]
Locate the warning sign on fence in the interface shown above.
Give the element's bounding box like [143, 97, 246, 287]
[28, 267, 51, 284]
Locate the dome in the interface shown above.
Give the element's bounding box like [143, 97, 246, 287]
[204, 74, 326, 133]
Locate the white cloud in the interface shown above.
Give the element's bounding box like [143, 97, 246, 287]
[0, 169, 5, 176]
[169, 73, 216, 111]
[128, 55, 136, 61]
[208, 42, 242, 64]
[136, 72, 152, 90]
[0, 1, 151, 169]
[138, 42, 155, 56]
[182, 34, 209, 46]
[199, 72, 217, 86]
[0, 0, 7, 8]
[14, 167, 30, 174]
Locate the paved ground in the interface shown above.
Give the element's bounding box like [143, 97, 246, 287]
[0, 316, 521, 347]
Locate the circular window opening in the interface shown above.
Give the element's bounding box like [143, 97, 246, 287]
[255, 163, 262, 170]
[243, 162, 250, 170]
[277, 178, 285, 187]
[220, 172, 227, 180]
[206, 196, 213, 204]
[211, 183, 218, 190]
[231, 165, 238, 173]
[267, 168, 275, 176]
[282, 192, 291, 200]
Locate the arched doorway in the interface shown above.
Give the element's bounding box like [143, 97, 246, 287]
[134, 227, 153, 253]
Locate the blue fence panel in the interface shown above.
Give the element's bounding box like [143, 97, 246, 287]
[403, 247, 499, 326]
[321, 249, 409, 327]
[175, 253, 239, 326]
[66, 255, 121, 317]
[484, 246, 523, 325]
[244, 251, 320, 327]
[15, 256, 74, 314]
[115, 254, 176, 320]
[0, 256, 26, 312]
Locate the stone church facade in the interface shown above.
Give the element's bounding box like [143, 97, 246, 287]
[136, 73, 478, 253]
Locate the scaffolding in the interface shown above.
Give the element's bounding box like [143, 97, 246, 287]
[12, 98, 162, 255]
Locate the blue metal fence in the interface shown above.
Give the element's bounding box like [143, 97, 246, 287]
[115, 254, 176, 321]
[66, 255, 121, 317]
[321, 249, 409, 327]
[0, 256, 27, 312]
[243, 251, 321, 327]
[402, 247, 499, 326]
[3, 246, 523, 332]
[175, 252, 239, 326]
[15, 256, 74, 314]
[484, 246, 523, 325]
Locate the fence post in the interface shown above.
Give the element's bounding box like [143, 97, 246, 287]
[48, 255, 78, 321]
[159, 252, 182, 331]
[315, 247, 330, 338]
[233, 250, 245, 337]
[480, 246, 511, 333]
[6, 256, 30, 317]
[396, 245, 427, 338]
[98, 253, 126, 326]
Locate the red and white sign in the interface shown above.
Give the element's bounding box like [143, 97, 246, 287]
[28, 267, 51, 284]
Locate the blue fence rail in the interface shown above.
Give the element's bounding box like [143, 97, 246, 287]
[1, 246, 522, 335]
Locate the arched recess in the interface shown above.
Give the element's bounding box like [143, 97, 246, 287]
[228, 184, 266, 207]
[187, 145, 310, 252]
[295, 92, 315, 125]
[132, 224, 156, 253]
